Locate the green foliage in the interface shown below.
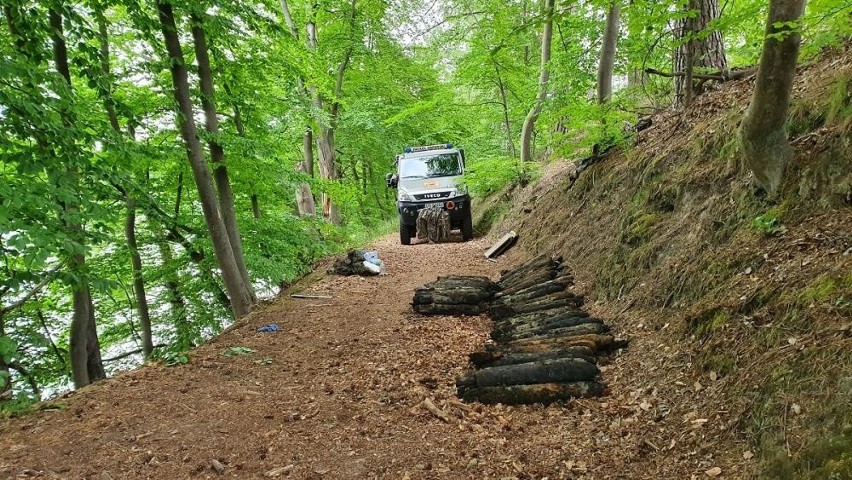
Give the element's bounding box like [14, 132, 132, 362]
[0, 0, 847, 401]
[221, 346, 255, 357]
[0, 336, 17, 364]
[751, 209, 783, 236]
[0, 395, 48, 418]
[763, 415, 852, 478]
[463, 157, 525, 197]
[162, 352, 190, 367]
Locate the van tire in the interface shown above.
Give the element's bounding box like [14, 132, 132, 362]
[400, 224, 413, 245]
[461, 210, 473, 241]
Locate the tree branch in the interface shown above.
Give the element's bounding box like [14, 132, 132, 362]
[102, 345, 165, 363]
[8, 361, 40, 397]
[1, 266, 62, 315]
[36, 307, 66, 367]
[644, 67, 755, 82]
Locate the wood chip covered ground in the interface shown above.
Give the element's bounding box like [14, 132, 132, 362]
[0, 235, 752, 479]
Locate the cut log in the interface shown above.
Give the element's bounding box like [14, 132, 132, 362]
[499, 254, 548, 278]
[456, 357, 598, 390]
[484, 231, 518, 259]
[459, 381, 605, 405]
[415, 254, 620, 406]
[470, 346, 597, 368]
[412, 303, 485, 315]
[491, 293, 584, 319]
[504, 333, 615, 354]
[413, 286, 495, 306]
[498, 256, 560, 286]
[498, 267, 562, 292]
[492, 316, 605, 342]
[496, 275, 574, 299]
[499, 322, 610, 342]
[427, 276, 500, 293]
[495, 281, 566, 305]
[495, 312, 600, 332]
[494, 307, 590, 329]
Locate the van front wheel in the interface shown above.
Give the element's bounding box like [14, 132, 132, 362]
[461, 210, 473, 241]
[400, 224, 413, 245]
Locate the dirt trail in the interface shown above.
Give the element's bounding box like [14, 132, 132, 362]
[1, 235, 728, 479]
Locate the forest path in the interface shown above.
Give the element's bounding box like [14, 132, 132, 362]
[2, 234, 692, 479]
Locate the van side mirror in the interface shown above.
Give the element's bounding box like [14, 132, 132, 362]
[459, 148, 466, 169]
[385, 173, 398, 188]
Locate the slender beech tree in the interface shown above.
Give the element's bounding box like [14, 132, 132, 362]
[156, 0, 252, 318]
[226, 94, 266, 219]
[296, 129, 318, 215]
[158, 173, 190, 342]
[304, 0, 358, 225]
[3, 3, 102, 386]
[279, 0, 318, 217]
[597, 3, 620, 105]
[740, 0, 807, 193]
[95, 12, 154, 357]
[50, 8, 106, 386]
[190, 13, 256, 304]
[494, 63, 516, 157]
[520, 0, 555, 164]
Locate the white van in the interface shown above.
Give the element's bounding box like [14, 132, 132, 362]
[386, 144, 472, 245]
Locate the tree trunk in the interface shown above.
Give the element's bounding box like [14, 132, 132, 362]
[519, 0, 555, 163]
[50, 8, 105, 388]
[494, 63, 516, 157]
[315, 129, 341, 224]
[597, 3, 620, 104]
[303, 0, 355, 226]
[504, 333, 616, 354]
[296, 164, 318, 216]
[296, 128, 318, 216]
[279, 0, 319, 217]
[96, 14, 121, 132]
[739, 0, 806, 193]
[190, 15, 256, 305]
[157, 240, 190, 342]
[302, 127, 315, 177]
[228, 96, 265, 220]
[674, 0, 728, 107]
[85, 292, 105, 381]
[251, 194, 261, 219]
[97, 17, 154, 358]
[125, 200, 153, 357]
[0, 314, 11, 399]
[522, 0, 531, 65]
[156, 0, 252, 318]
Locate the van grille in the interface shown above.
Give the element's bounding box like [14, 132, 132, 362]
[414, 192, 452, 201]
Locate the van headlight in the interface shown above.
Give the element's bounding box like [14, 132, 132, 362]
[450, 185, 468, 197]
[399, 192, 414, 201]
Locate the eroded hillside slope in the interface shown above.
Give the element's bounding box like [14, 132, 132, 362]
[493, 46, 852, 477]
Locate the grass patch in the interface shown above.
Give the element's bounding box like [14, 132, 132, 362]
[474, 195, 509, 235]
[621, 211, 661, 245]
[798, 273, 852, 307]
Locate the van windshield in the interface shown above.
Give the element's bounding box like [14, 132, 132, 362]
[399, 153, 461, 179]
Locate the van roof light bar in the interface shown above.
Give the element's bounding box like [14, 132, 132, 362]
[404, 143, 453, 153]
